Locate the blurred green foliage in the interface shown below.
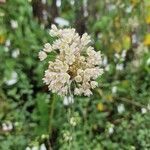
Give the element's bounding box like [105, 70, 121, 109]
[0, 0, 150, 150]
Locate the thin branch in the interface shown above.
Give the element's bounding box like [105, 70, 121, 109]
[118, 97, 148, 109]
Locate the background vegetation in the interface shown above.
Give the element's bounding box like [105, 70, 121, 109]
[0, 0, 150, 149]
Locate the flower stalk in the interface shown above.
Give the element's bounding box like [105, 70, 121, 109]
[48, 93, 56, 150]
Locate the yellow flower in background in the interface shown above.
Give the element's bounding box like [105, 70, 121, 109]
[0, 34, 5, 44]
[97, 103, 105, 111]
[131, 0, 139, 6]
[145, 4, 150, 24]
[144, 34, 150, 46]
[105, 95, 113, 102]
[114, 17, 121, 28]
[112, 40, 122, 53]
[146, 15, 150, 24]
[122, 35, 131, 50]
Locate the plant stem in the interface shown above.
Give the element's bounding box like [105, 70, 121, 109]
[49, 93, 56, 134]
[96, 89, 147, 109]
[119, 97, 147, 109]
[68, 107, 72, 150]
[48, 93, 56, 150]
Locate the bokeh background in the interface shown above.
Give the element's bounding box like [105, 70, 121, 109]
[0, 0, 150, 150]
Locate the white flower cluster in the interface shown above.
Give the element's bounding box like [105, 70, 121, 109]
[39, 24, 103, 96]
[2, 121, 13, 131]
[25, 144, 46, 150]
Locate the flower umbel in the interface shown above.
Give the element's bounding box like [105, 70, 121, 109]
[39, 25, 103, 96]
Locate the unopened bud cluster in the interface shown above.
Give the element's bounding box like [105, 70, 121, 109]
[39, 25, 103, 96]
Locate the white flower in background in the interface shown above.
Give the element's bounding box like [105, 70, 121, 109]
[7, 122, 13, 130]
[132, 60, 140, 68]
[114, 53, 121, 62]
[40, 144, 47, 150]
[5, 71, 18, 86]
[12, 48, 20, 58]
[43, 10, 48, 21]
[128, 16, 139, 29]
[141, 108, 147, 114]
[116, 64, 123, 71]
[112, 86, 117, 94]
[132, 34, 138, 44]
[32, 146, 39, 150]
[26, 145, 41, 150]
[2, 121, 13, 131]
[54, 17, 69, 27]
[41, 0, 46, 4]
[117, 104, 125, 114]
[131, 43, 148, 68]
[83, 0, 88, 17]
[56, 0, 61, 7]
[108, 124, 114, 134]
[102, 56, 108, 66]
[108, 4, 116, 11]
[125, 6, 132, 13]
[98, 33, 103, 39]
[10, 20, 18, 29]
[2, 123, 8, 131]
[147, 57, 150, 66]
[105, 64, 110, 71]
[25, 147, 31, 150]
[69, 117, 77, 126]
[121, 50, 126, 60]
[39, 24, 103, 96]
[63, 96, 74, 106]
[4, 39, 11, 52]
[108, 126, 114, 134]
[119, 3, 125, 8]
[63, 131, 72, 142]
[70, 0, 74, 5]
[135, 43, 148, 56]
[114, 53, 120, 60]
[5, 39, 11, 47]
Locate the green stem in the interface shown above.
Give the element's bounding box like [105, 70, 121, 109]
[49, 93, 56, 135]
[48, 93, 56, 150]
[68, 107, 72, 150]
